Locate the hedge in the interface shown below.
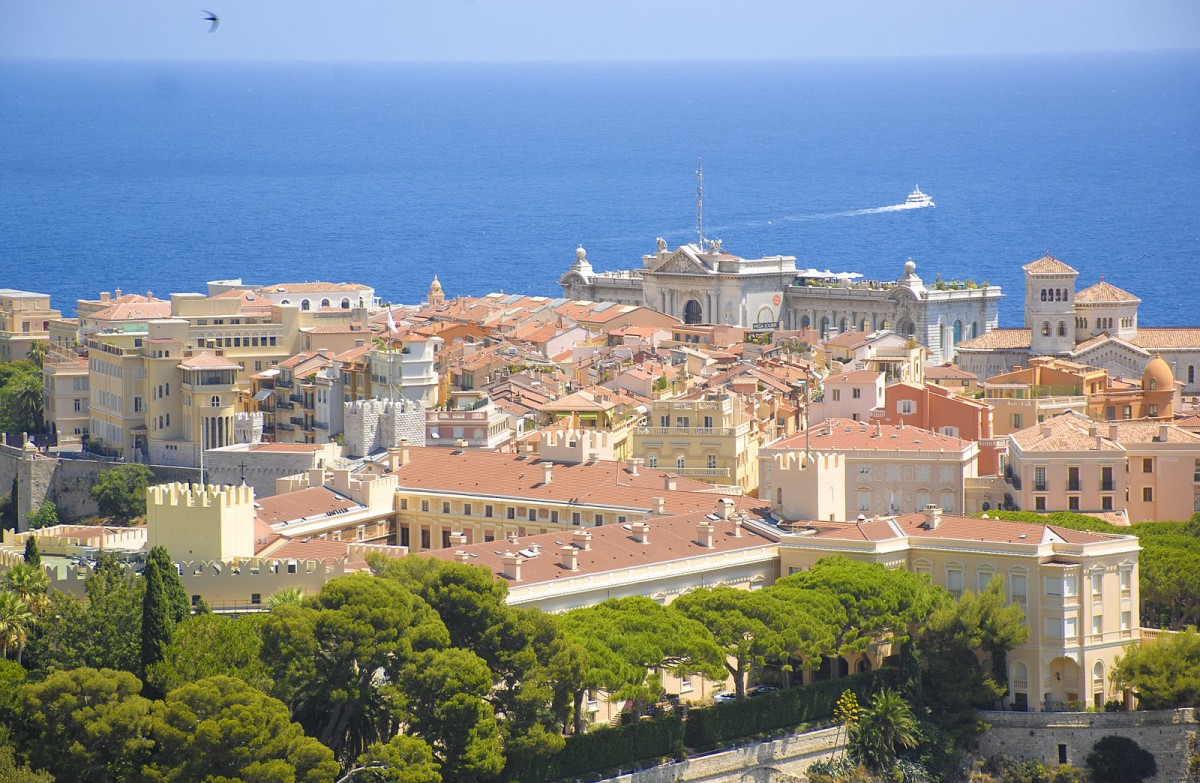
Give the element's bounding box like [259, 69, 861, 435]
[511, 714, 684, 782]
[683, 669, 899, 750]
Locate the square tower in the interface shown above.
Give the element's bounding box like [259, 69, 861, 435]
[1023, 255, 1079, 355]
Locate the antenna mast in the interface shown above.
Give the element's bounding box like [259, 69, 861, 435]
[696, 157, 704, 247]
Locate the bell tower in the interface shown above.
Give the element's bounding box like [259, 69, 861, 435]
[428, 276, 445, 307]
[1024, 254, 1078, 355]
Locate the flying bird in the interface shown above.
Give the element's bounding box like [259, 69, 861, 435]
[202, 10, 219, 33]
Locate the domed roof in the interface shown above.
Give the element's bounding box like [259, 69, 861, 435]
[1141, 354, 1173, 391]
[429, 276, 443, 293]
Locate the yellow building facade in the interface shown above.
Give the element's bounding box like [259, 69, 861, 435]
[633, 393, 760, 493]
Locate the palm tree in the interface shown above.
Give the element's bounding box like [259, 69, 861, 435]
[849, 688, 919, 773]
[3, 563, 49, 614]
[9, 376, 44, 434]
[0, 591, 33, 663]
[266, 586, 305, 608]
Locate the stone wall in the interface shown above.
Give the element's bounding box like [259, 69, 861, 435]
[344, 398, 425, 458]
[599, 726, 841, 783]
[976, 708, 1197, 783]
[0, 442, 199, 530]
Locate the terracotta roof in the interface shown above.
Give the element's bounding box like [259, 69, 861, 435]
[822, 331, 875, 349]
[538, 388, 629, 413]
[259, 282, 372, 294]
[1075, 280, 1140, 304]
[391, 447, 763, 515]
[90, 301, 173, 321]
[264, 537, 366, 565]
[794, 512, 1123, 546]
[1009, 411, 1123, 452]
[826, 370, 884, 384]
[425, 510, 774, 584]
[1105, 419, 1200, 445]
[255, 486, 364, 527]
[925, 365, 977, 380]
[177, 352, 241, 370]
[771, 418, 971, 454]
[956, 329, 1032, 351]
[1022, 255, 1078, 275]
[1131, 328, 1200, 350]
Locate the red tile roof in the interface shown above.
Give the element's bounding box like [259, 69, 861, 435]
[1022, 255, 1078, 275]
[255, 487, 364, 527]
[772, 418, 971, 454]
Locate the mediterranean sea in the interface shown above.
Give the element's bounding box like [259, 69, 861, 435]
[0, 52, 1197, 325]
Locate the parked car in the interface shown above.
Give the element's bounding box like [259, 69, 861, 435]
[749, 685, 779, 697]
[713, 691, 739, 703]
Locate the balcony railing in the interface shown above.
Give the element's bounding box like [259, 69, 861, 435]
[638, 426, 735, 437]
[1034, 482, 1047, 492]
[1067, 480, 1081, 492]
[668, 467, 732, 478]
[1100, 480, 1115, 491]
[289, 393, 303, 403]
[290, 416, 304, 426]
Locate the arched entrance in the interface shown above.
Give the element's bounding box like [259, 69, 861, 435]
[1046, 656, 1081, 710]
[896, 317, 915, 338]
[683, 299, 703, 324]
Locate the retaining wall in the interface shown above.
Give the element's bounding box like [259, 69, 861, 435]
[976, 708, 1197, 783]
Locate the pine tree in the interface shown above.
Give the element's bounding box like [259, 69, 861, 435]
[140, 556, 172, 693]
[23, 536, 40, 568]
[147, 546, 189, 624]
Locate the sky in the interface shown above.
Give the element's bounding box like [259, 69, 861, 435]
[3, 0, 1199, 62]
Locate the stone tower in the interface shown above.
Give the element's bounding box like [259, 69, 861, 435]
[1024, 255, 1079, 355]
[428, 276, 445, 307]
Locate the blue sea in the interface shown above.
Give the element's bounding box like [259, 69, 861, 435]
[1, 52, 1198, 325]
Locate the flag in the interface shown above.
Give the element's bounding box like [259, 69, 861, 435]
[386, 307, 398, 334]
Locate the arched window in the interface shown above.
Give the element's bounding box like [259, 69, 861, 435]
[839, 317, 847, 333]
[647, 454, 657, 468]
[800, 315, 811, 329]
[280, 299, 290, 306]
[210, 395, 220, 407]
[300, 299, 311, 311]
[320, 298, 331, 308]
[1042, 321, 1050, 336]
[676, 455, 686, 469]
[1041, 289, 1047, 302]
[952, 320, 963, 344]
[1057, 321, 1067, 337]
[341, 298, 351, 309]
[1190, 366, 1195, 384]
[971, 321, 979, 338]
[820, 316, 830, 337]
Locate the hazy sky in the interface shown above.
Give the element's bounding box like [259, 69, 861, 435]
[4, 0, 1199, 62]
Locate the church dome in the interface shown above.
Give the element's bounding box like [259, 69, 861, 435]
[1141, 354, 1173, 391]
[429, 276, 443, 294]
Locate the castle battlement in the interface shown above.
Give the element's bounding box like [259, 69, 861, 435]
[769, 450, 844, 472]
[148, 481, 254, 510]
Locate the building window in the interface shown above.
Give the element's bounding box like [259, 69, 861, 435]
[1102, 496, 1113, 510]
[978, 571, 993, 592]
[676, 456, 685, 469]
[442, 502, 450, 514]
[1142, 458, 1153, 473]
[507, 508, 516, 520]
[946, 568, 963, 599]
[251, 593, 262, 605]
[1064, 617, 1078, 637]
[897, 400, 915, 415]
[1092, 615, 1103, 639]
[485, 504, 493, 518]
[463, 503, 472, 516]
[1142, 487, 1153, 502]
[1123, 405, 1132, 419]
[1119, 568, 1132, 592]
[707, 454, 717, 469]
[420, 500, 429, 512]
[647, 454, 657, 468]
[1035, 496, 1046, 511]
[571, 512, 580, 525]
[1068, 496, 1079, 510]
[1011, 413, 1023, 430]
[832, 389, 841, 402]
[857, 492, 870, 511]
[1034, 467, 1047, 492]
[1148, 404, 1158, 417]
[1041, 321, 1050, 336]
[1120, 610, 1131, 633]
[528, 509, 537, 521]
[1194, 459, 1200, 483]
[594, 514, 603, 526]
[1010, 573, 1027, 608]
[851, 387, 861, 399]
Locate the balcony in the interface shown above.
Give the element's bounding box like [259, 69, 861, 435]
[276, 422, 294, 431]
[637, 426, 735, 437]
[669, 467, 732, 478]
[290, 416, 304, 426]
[1100, 480, 1115, 492]
[1034, 482, 1047, 493]
[275, 400, 294, 410]
[314, 421, 328, 430]
[289, 393, 303, 403]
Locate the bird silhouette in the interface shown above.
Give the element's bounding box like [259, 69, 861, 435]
[202, 10, 219, 33]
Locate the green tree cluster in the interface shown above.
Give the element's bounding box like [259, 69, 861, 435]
[0, 359, 44, 438]
[90, 464, 155, 523]
[1113, 626, 1200, 708]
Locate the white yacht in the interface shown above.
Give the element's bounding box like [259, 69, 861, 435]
[905, 185, 934, 208]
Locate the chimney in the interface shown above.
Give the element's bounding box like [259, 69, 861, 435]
[100, 291, 110, 303]
[572, 529, 592, 551]
[146, 291, 153, 300]
[1039, 421, 1052, 437]
[455, 438, 468, 450]
[1158, 423, 1170, 442]
[651, 496, 665, 516]
[732, 517, 743, 537]
[716, 497, 735, 520]
[628, 457, 642, 475]
[875, 421, 882, 438]
[453, 550, 470, 564]
[696, 520, 714, 548]
[399, 438, 411, 466]
[630, 521, 650, 544]
[542, 461, 554, 485]
[449, 531, 467, 546]
[1088, 424, 1099, 438]
[664, 474, 677, 491]
[500, 552, 522, 581]
[560, 545, 578, 571]
[507, 531, 519, 546]
[587, 451, 600, 465]
[923, 504, 942, 530]
[115, 287, 122, 298]
[1108, 422, 1119, 441]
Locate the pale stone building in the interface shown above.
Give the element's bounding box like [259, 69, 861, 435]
[956, 255, 1200, 393]
[633, 392, 762, 492]
[343, 398, 426, 458]
[0, 289, 60, 362]
[561, 242, 1001, 365]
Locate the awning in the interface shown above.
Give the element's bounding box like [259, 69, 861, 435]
[253, 389, 273, 401]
